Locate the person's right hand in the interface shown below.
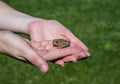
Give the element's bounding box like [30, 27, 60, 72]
[28, 19, 90, 66]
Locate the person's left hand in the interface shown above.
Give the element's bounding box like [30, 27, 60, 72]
[28, 19, 90, 66]
[0, 31, 49, 73]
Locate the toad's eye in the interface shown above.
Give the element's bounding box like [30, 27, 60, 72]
[55, 41, 58, 43]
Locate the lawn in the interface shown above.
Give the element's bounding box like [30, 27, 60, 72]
[0, 0, 120, 84]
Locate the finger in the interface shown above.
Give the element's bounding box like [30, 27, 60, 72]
[25, 52, 49, 73]
[79, 51, 90, 59]
[20, 42, 49, 73]
[61, 48, 89, 63]
[86, 51, 90, 57]
[55, 60, 65, 67]
[68, 43, 88, 58]
[65, 31, 90, 58]
[65, 30, 89, 51]
[2, 31, 49, 73]
[63, 56, 77, 63]
[43, 46, 80, 61]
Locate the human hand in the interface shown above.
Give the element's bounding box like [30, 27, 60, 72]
[0, 31, 49, 73]
[28, 20, 90, 66]
[0, 31, 79, 72]
[0, 1, 90, 66]
[31, 40, 83, 61]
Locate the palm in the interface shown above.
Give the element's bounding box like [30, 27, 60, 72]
[29, 20, 90, 66]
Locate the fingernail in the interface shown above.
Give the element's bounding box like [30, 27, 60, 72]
[86, 52, 90, 56]
[40, 65, 48, 73]
[73, 59, 77, 63]
[58, 62, 64, 67]
[72, 58, 77, 63]
[55, 61, 64, 67]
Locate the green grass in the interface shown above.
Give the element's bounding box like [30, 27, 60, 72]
[0, 0, 120, 84]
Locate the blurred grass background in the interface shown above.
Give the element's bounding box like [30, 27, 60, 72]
[0, 0, 120, 84]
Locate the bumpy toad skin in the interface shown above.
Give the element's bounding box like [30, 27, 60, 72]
[52, 39, 70, 48]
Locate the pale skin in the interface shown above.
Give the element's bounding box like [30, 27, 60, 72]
[0, 31, 83, 72]
[0, 1, 90, 73]
[0, 31, 49, 73]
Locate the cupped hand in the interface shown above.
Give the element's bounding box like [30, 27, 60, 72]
[28, 20, 90, 66]
[31, 40, 86, 66]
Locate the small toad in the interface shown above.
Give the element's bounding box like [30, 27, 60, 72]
[52, 39, 70, 48]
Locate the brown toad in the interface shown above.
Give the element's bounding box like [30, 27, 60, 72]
[52, 39, 70, 48]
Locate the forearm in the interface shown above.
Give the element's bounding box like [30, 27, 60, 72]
[0, 1, 39, 34]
